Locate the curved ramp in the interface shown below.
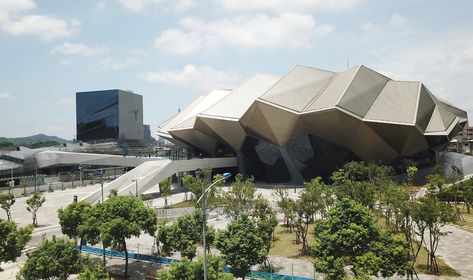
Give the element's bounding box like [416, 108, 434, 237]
[35, 150, 161, 168]
[81, 157, 237, 203]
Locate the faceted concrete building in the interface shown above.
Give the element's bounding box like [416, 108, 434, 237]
[158, 65, 468, 183]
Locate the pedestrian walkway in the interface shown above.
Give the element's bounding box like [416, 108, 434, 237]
[435, 225, 473, 279]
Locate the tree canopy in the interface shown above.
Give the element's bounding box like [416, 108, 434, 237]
[0, 193, 15, 221]
[0, 220, 32, 271]
[313, 198, 409, 279]
[79, 196, 157, 278]
[26, 192, 45, 227]
[17, 237, 82, 280]
[216, 214, 266, 279]
[157, 255, 233, 280]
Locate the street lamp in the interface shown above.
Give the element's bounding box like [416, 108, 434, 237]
[79, 165, 82, 187]
[196, 172, 231, 280]
[100, 167, 103, 202]
[9, 165, 14, 194]
[132, 178, 139, 197]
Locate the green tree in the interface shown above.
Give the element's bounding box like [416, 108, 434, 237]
[0, 193, 15, 221]
[462, 185, 473, 214]
[93, 196, 157, 278]
[426, 171, 446, 194]
[57, 201, 92, 251]
[312, 199, 409, 279]
[156, 221, 173, 257]
[406, 166, 418, 186]
[172, 211, 202, 259]
[294, 178, 326, 255]
[0, 220, 32, 271]
[380, 183, 410, 228]
[411, 196, 456, 273]
[159, 178, 172, 207]
[26, 192, 45, 226]
[331, 162, 394, 210]
[79, 202, 105, 265]
[222, 174, 256, 219]
[155, 210, 214, 259]
[157, 255, 233, 280]
[273, 186, 295, 230]
[331, 162, 376, 209]
[216, 214, 266, 279]
[252, 195, 278, 263]
[17, 237, 83, 280]
[78, 260, 112, 280]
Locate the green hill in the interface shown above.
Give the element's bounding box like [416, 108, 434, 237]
[0, 134, 71, 150]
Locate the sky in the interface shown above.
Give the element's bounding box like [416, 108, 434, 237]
[0, 0, 472, 140]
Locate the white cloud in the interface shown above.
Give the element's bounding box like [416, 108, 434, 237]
[0, 92, 16, 101]
[154, 28, 205, 55]
[59, 59, 72, 65]
[1, 15, 78, 40]
[155, 13, 333, 54]
[0, 0, 35, 21]
[96, 57, 139, 70]
[362, 14, 407, 32]
[52, 42, 109, 56]
[0, 0, 79, 40]
[140, 64, 242, 91]
[117, 0, 193, 12]
[218, 0, 362, 12]
[174, 0, 194, 11]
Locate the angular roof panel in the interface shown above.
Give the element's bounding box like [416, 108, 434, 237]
[305, 66, 359, 112]
[337, 65, 389, 117]
[174, 89, 230, 127]
[157, 95, 205, 134]
[260, 65, 334, 112]
[364, 81, 419, 124]
[415, 84, 436, 131]
[202, 74, 280, 119]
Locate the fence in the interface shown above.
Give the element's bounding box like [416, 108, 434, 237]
[80, 245, 316, 280]
[0, 167, 125, 198]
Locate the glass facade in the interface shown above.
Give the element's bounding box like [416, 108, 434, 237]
[76, 90, 119, 141]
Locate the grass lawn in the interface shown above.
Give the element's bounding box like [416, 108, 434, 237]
[269, 224, 314, 259]
[456, 205, 473, 233]
[157, 200, 196, 209]
[415, 245, 461, 277]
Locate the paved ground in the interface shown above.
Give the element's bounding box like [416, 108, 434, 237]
[2, 182, 473, 279]
[434, 224, 473, 279]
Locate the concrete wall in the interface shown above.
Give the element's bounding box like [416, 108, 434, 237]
[118, 90, 144, 142]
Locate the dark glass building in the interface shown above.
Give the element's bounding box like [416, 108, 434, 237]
[76, 89, 144, 143]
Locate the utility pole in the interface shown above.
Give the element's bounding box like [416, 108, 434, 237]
[132, 179, 139, 197]
[79, 165, 82, 186]
[100, 167, 104, 202]
[10, 166, 13, 194]
[33, 154, 38, 193]
[197, 172, 231, 280]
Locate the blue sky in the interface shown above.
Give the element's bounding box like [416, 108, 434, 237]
[0, 0, 472, 140]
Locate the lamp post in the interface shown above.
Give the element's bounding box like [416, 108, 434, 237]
[100, 167, 104, 202]
[10, 166, 13, 194]
[132, 179, 139, 197]
[79, 165, 82, 187]
[196, 172, 231, 280]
